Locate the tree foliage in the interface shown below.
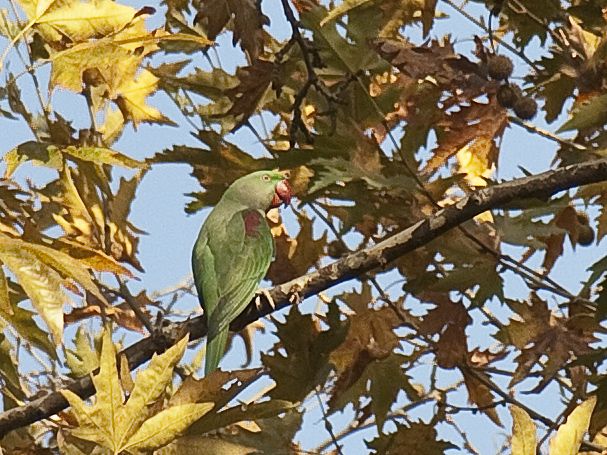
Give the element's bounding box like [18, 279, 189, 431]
[0, 0, 607, 452]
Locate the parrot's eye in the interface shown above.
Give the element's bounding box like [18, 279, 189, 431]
[261, 174, 271, 182]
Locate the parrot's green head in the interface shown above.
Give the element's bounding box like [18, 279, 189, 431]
[223, 170, 292, 211]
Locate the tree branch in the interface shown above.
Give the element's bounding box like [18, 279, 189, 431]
[2, 158, 607, 437]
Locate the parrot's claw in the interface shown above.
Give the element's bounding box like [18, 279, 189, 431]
[254, 289, 275, 312]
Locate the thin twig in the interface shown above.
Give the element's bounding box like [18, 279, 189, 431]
[464, 367, 553, 427]
[117, 276, 155, 335]
[315, 388, 344, 455]
[508, 115, 587, 151]
[508, 0, 569, 52]
[441, 0, 540, 72]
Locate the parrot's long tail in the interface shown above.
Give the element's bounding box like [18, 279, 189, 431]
[205, 328, 228, 375]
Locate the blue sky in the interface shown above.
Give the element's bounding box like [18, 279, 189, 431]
[1, 0, 605, 453]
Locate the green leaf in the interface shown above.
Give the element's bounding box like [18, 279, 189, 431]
[320, 0, 373, 26]
[62, 146, 147, 169]
[558, 94, 607, 132]
[65, 326, 100, 377]
[3, 141, 63, 178]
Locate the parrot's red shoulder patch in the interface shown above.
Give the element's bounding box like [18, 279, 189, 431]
[243, 210, 263, 237]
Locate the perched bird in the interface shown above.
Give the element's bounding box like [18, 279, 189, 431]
[192, 170, 292, 375]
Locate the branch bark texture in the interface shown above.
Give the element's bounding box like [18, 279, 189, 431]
[2, 158, 607, 436]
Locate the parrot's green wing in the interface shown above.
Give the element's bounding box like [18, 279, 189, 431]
[194, 208, 273, 375]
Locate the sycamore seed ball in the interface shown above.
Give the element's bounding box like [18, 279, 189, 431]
[487, 55, 514, 81]
[577, 225, 595, 246]
[513, 96, 538, 120]
[496, 84, 520, 108]
[576, 211, 590, 226]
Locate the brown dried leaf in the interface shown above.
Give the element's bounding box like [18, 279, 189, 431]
[263, 305, 346, 402]
[170, 368, 260, 410]
[495, 295, 596, 390]
[223, 59, 277, 130]
[195, 0, 269, 59]
[367, 420, 457, 454]
[422, 98, 507, 176]
[330, 284, 401, 380]
[461, 368, 501, 425]
[266, 212, 327, 284]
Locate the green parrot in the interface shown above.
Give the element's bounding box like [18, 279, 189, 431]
[192, 170, 292, 375]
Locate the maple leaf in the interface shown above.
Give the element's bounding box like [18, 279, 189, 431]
[511, 405, 537, 455]
[375, 38, 489, 96]
[366, 421, 457, 454]
[266, 211, 327, 284]
[262, 305, 347, 402]
[418, 293, 471, 369]
[162, 409, 303, 454]
[222, 59, 277, 130]
[195, 0, 269, 59]
[461, 368, 501, 425]
[61, 330, 212, 453]
[550, 396, 597, 454]
[495, 294, 597, 391]
[423, 98, 508, 176]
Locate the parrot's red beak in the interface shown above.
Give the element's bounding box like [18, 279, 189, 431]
[271, 179, 292, 208]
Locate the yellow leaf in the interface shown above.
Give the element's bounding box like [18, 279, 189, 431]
[116, 335, 190, 447]
[157, 436, 253, 455]
[51, 41, 140, 92]
[320, 0, 371, 26]
[53, 239, 133, 277]
[119, 354, 134, 394]
[456, 137, 495, 188]
[31, 0, 137, 43]
[0, 241, 65, 344]
[61, 388, 113, 447]
[549, 396, 597, 455]
[51, 41, 171, 126]
[61, 329, 122, 450]
[456, 137, 495, 223]
[121, 403, 213, 452]
[62, 146, 147, 169]
[0, 263, 13, 314]
[62, 330, 195, 451]
[91, 329, 123, 449]
[99, 107, 126, 144]
[65, 326, 100, 377]
[114, 68, 172, 126]
[511, 405, 537, 455]
[19, 240, 109, 306]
